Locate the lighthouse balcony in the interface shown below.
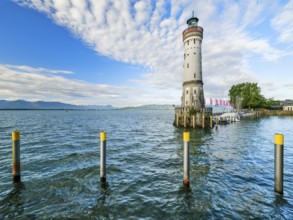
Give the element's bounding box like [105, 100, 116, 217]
[182, 26, 203, 36]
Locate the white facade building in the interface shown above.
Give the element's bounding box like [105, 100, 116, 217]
[283, 105, 293, 111]
[181, 15, 205, 109]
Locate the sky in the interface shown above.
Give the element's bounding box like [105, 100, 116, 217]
[0, 0, 292, 107]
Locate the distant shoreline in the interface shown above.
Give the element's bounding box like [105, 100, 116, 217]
[0, 108, 111, 111]
[0, 108, 174, 111]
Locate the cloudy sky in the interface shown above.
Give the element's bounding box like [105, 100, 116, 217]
[0, 0, 292, 107]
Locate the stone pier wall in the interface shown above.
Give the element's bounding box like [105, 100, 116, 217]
[174, 107, 214, 128]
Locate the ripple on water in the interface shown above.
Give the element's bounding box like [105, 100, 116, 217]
[0, 111, 293, 219]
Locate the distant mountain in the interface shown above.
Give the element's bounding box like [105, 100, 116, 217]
[0, 100, 113, 110]
[121, 104, 175, 110]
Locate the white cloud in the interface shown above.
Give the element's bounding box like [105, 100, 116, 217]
[10, 0, 293, 103]
[0, 64, 179, 107]
[0, 64, 124, 103]
[4, 64, 74, 74]
[271, 1, 293, 43]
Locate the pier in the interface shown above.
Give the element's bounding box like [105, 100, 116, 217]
[174, 107, 213, 128]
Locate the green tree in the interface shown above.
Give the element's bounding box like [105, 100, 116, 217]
[229, 82, 266, 109]
[262, 98, 279, 108]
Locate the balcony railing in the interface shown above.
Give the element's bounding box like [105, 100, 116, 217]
[182, 26, 203, 36]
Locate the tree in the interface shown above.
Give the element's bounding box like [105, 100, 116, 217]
[229, 82, 266, 109]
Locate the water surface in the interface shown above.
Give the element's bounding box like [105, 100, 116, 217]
[0, 110, 292, 219]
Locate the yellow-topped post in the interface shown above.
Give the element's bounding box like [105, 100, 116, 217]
[183, 132, 190, 142]
[12, 131, 21, 183]
[210, 116, 213, 128]
[192, 115, 195, 128]
[274, 133, 284, 194]
[216, 116, 218, 129]
[184, 115, 186, 128]
[202, 115, 205, 129]
[274, 134, 284, 145]
[176, 115, 179, 127]
[183, 132, 190, 187]
[100, 131, 107, 183]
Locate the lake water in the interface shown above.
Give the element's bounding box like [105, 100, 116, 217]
[0, 110, 292, 219]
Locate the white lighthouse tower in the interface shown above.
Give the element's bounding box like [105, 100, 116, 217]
[181, 14, 205, 109]
[174, 13, 212, 128]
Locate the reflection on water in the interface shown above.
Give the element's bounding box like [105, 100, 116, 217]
[0, 183, 26, 219]
[0, 110, 292, 219]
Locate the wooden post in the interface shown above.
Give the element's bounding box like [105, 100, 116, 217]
[210, 116, 213, 128]
[100, 131, 107, 183]
[184, 115, 186, 128]
[216, 116, 218, 129]
[192, 115, 195, 128]
[183, 132, 190, 187]
[274, 134, 284, 194]
[202, 115, 205, 129]
[12, 131, 21, 183]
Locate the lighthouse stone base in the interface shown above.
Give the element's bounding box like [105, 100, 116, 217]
[174, 107, 213, 128]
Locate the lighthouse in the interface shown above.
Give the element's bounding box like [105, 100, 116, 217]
[181, 14, 205, 109]
[174, 14, 212, 128]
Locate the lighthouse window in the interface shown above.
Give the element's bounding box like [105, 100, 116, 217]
[186, 90, 188, 94]
[194, 39, 195, 44]
[184, 54, 186, 59]
[194, 90, 196, 94]
[187, 40, 189, 45]
[187, 63, 189, 68]
[194, 73, 196, 78]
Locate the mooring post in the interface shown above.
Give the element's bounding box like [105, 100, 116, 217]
[183, 132, 190, 187]
[192, 115, 195, 128]
[12, 131, 21, 183]
[274, 133, 284, 194]
[216, 116, 218, 129]
[184, 115, 186, 128]
[210, 116, 213, 128]
[202, 115, 205, 129]
[176, 115, 179, 127]
[100, 131, 107, 183]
